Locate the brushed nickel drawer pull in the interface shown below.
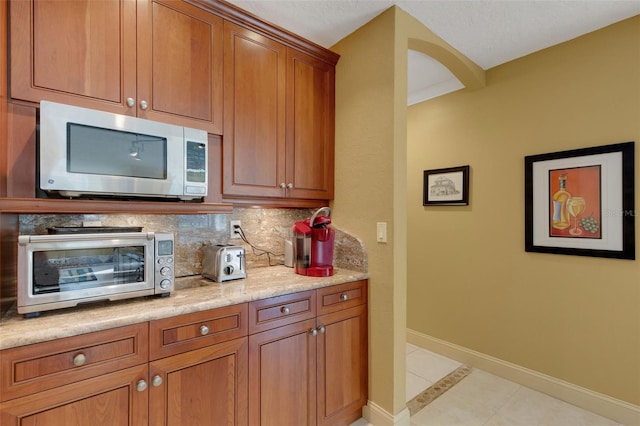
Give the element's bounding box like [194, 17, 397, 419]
[200, 324, 210, 336]
[72, 353, 86, 367]
[281, 306, 290, 314]
[340, 293, 348, 301]
[318, 326, 325, 334]
[310, 328, 318, 336]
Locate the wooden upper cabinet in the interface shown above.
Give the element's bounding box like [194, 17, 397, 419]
[10, 0, 135, 111]
[223, 21, 287, 198]
[223, 21, 336, 201]
[286, 48, 335, 200]
[9, 0, 223, 134]
[138, 0, 223, 133]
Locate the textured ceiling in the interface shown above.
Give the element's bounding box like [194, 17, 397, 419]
[226, 0, 640, 104]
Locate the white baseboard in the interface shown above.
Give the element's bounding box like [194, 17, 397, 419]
[407, 328, 640, 426]
[363, 401, 410, 426]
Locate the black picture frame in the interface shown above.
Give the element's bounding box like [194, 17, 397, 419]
[423, 165, 470, 206]
[524, 142, 635, 259]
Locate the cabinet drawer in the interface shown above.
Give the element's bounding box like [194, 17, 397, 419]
[317, 280, 367, 315]
[249, 290, 316, 334]
[0, 323, 148, 402]
[149, 303, 247, 360]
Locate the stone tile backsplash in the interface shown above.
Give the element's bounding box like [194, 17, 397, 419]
[19, 207, 367, 277]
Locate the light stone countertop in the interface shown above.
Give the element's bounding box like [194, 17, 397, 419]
[0, 266, 368, 351]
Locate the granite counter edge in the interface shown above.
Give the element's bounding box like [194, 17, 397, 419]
[0, 267, 368, 350]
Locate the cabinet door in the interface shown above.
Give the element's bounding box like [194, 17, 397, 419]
[317, 304, 368, 426]
[223, 21, 287, 198]
[10, 0, 137, 114]
[0, 364, 148, 426]
[286, 49, 335, 200]
[137, 0, 223, 134]
[249, 318, 317, 426]
[149, 337, 248, 426]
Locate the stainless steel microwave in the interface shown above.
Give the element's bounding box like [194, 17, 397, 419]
[17, 231, 174, 317]
[39, 101, 208, 200]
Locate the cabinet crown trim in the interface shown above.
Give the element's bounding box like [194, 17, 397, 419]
[187, 0, 340, 65]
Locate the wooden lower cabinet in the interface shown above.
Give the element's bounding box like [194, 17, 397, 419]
[0, 364, 148, 426]
[0, 281, 367, 426]
[249, 318, 318, 426]
[249, 281, 368, 426]
[317, 304, 368, 426]
[149, 337, 248, 426]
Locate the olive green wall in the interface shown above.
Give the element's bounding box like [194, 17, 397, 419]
[332, 6, 487, 420]
[407, 15, 640, 406]
[332, 7, 401, 416]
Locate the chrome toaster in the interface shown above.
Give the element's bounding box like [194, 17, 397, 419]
[202, 245, 246, 282]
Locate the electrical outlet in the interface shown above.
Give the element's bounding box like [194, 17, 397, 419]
[230, 220, 242, 239]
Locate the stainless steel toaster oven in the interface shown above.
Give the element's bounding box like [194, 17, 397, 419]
[17, 230, 174, 317]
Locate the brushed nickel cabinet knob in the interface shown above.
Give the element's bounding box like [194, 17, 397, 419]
[152, 375, 163, 387]
[72, 353, 86, 367]
[136, 380, 147, 392]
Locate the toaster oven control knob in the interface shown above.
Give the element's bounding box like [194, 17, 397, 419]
[160, 266, 171, 276]
[160, 279, 171, 290]
[224, 265, 234, 275]
[72, 353, 86, 367]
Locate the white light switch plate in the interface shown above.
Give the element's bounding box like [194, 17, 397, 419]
[376, 222, 387, 243]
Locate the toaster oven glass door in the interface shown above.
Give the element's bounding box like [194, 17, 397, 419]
[31, 245, 146, 295]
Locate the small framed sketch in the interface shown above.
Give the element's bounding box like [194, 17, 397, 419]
[524, 141, 635, 259]
[423, 165, 470, 206]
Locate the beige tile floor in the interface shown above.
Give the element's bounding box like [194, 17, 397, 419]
[351, 343, 622, 426]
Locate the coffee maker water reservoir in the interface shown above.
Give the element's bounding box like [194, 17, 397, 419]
[292, 207, 335, 277]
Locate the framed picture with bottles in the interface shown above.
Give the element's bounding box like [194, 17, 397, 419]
[524, 141, 635, 259]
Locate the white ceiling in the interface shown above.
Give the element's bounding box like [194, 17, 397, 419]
[225, 0, 640, 105]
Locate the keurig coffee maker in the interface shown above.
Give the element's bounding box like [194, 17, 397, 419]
[292, 207, 335, 277]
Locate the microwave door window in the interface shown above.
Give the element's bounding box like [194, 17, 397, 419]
[31, 246, 146, 295]
[67, 123, 167, 179]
